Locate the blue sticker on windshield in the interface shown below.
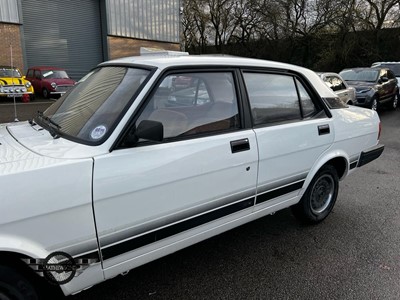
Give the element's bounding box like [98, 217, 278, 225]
[91, 125, 107, 140]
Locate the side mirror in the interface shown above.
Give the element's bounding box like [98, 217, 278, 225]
[136, 120, 163, 142]
[380, 76, 389, 83]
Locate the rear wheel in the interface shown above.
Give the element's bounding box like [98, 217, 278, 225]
[292, 165, 339, 224]
[391, 92, 399, 110]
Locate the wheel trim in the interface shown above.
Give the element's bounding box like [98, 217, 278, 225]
[310, 174, 335, 214]
[371, 99, 378, 111]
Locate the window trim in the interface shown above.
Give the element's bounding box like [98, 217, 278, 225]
[240, 68, 330, 128]
[114, 67, 247, 150]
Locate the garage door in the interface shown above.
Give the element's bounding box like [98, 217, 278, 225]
[21, 0, 104, 80]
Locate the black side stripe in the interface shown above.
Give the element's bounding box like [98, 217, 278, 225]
[101, 179, 305, 260]
[101, 198, 255, 260]
[0, 79, 7, 85]
[256, 180, 305, 205]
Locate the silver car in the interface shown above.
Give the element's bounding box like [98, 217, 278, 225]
[318, 72, 356, 105]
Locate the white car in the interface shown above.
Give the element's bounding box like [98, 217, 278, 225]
[0, 55, 384, 299]
[318, 72, 356, 105]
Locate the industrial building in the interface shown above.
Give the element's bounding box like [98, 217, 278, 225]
[0, 0, 181, 80]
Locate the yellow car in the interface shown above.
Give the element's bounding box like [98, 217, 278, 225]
[0, 66, 34, 102]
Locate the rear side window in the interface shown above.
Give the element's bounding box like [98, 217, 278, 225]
[243, 72, 316, 125]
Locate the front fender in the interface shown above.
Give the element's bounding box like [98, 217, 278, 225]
[0, 235, 49, 259]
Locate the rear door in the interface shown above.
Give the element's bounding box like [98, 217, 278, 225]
[92, 69, 258, 277]
[242, 70, 334, 210]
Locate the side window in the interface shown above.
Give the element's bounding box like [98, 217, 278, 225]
[244, 72, 305, 125]
[26, 70, 34, 77]
[34, 70, 41, 79]
[135, 72, 240, 141]
[387, 70, 395, 80]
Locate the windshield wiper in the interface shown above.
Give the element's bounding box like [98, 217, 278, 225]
[36, 111, 62, 139]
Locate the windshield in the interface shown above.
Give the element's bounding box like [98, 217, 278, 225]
[0, 68, 21, 78]
[42, 70, 70, 79]
[35, 66, 151, 145]
[340, 69, 379, 82]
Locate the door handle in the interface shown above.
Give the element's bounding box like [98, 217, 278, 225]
[318, 124, 330, 135]
[230, 138, 250, 153]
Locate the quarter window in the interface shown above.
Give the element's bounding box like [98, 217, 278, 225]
[135, 72, 240, 141]
[244, 72, 316, 125]
[296, 79, 316, 118]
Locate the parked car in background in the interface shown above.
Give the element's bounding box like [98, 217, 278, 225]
[317, 72, 356, 105]
[339, 67, 399, 110]
[26, 66, 76, 99]
[0, 66, 34, 102]
[371, 62, 400, 89]
[0, 55, 384, 298]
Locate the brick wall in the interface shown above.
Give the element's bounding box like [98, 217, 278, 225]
[108, 36, 180, 60]
[0, 23, 24, 70]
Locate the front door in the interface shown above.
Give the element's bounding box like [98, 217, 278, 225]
[92, 70, 258, 277]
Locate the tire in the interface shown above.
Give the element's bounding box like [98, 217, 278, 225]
[370, 97, 379, 111]
[0, 265, 39, 300]
[391, 92, 399, 110]
[42, 88, 49, 99]
[291, 165, 339, 224]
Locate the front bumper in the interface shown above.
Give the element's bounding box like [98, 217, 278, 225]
[0, 92, 33, 98]
[358, 144, 385, 167]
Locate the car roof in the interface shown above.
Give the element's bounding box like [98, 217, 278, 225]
[372, 62, 400, 66]
[28, 66, 65, 70]
[316, 72, 342, 77]
[341, 67, 382, 72]
[100, 55, 311, 73]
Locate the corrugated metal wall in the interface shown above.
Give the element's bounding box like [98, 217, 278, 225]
[0, 0, 19, 23]
[21, 0, 104, 80]
[106, 0, 180, 43]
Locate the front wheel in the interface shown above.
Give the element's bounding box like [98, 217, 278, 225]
[291, 165, 339, 224]
[0, 265, 39, 300]
[42, 88, 49, 99]
[370, 97, 379, 111]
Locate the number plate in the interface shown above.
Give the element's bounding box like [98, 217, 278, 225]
[7, 94, 23, 97]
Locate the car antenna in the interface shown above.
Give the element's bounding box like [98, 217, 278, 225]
[10, 44, 19, 122]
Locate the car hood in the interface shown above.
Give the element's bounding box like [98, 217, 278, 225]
[0, 77, 27, 85]
[43, 78, 75, 85]
[1, 122, 108, 160]
[346, 81, 376, 91]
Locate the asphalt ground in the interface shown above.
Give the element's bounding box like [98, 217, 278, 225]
[0, 100, 399, 299]
[0, 96, 54, 123]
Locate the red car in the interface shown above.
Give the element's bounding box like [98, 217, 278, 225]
[26, 66, 76, 99]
